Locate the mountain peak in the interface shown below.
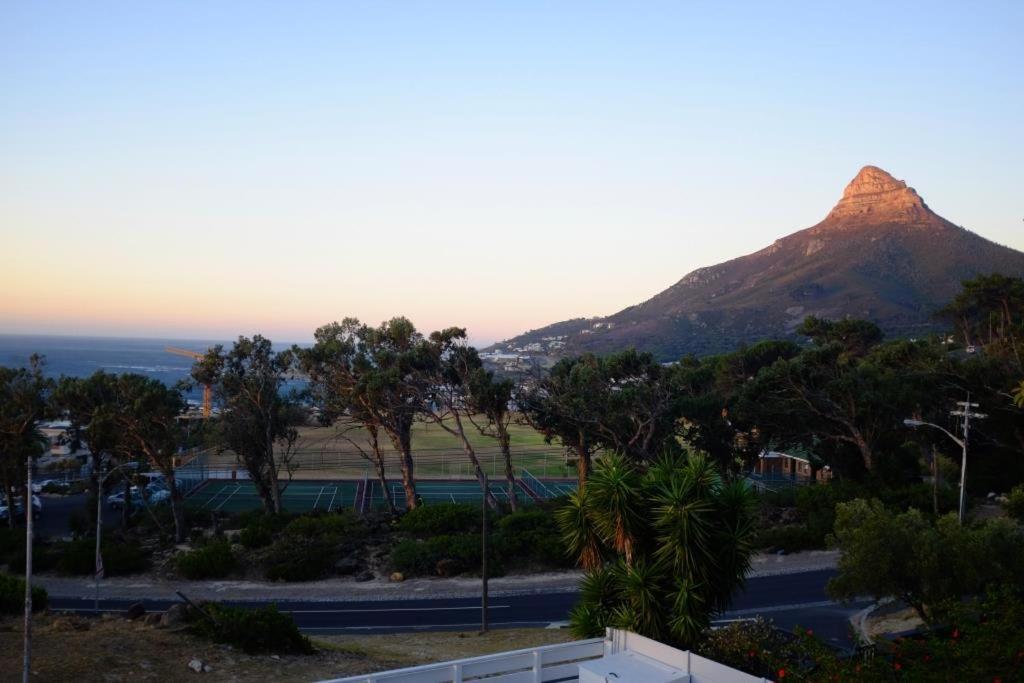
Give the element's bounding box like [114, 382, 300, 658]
[825, 165, 930, 224]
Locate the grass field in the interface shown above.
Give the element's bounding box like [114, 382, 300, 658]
[198, 415, 580, 480]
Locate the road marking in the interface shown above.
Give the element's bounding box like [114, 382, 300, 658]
[284, 605, 511, 614]
[722, 599, 844, 616]
[299, 620, 548, 631]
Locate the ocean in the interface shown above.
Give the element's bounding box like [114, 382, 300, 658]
[0, 334, 228, 402]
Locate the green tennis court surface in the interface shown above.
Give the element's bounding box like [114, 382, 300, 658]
[365, 479, 535, 511]
[186, 480, 358, 513]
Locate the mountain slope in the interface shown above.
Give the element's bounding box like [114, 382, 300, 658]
[493, 166, 1024, 361]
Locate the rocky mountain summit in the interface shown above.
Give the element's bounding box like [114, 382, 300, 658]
[491, 166, 1024, 362]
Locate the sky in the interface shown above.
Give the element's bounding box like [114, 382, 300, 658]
[2, 1, 1022, 347]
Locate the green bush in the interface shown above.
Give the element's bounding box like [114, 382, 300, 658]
[53, 538, 148, 576]
[397, 503, 480, 536]
[263, 534, 336, 581]
[7, 543, 61, 575]
[283, 511, 365, 539]
[190, 602, 313, 654]
[0, 573, 47, 614]
[177, 539, 236, 580]
[494, 510, 569, 569]
[1004, 484, 1024, 522]
[239, 524, 273, 549]
[391, 533, 496, 577]
[260, 511, 366, 581]
[0, 528, 19, 567]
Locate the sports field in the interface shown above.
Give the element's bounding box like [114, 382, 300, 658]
[197, 416, 581, 480]
[185, 480, 359, 514]
[184, 473, 577, 514]
[364, 479, 535, 511]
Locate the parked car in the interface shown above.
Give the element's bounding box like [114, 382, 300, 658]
[106, 487, 141, 510]
[0, 495, 43, 521]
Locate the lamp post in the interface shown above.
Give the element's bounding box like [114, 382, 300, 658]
[94, 461, 134, 610]
[904, 396, 986, 524]
[480, 473, 489, 633]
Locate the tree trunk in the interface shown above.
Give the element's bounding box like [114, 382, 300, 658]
[88, 451, 101, 533]
[121, 478, 132, 531]
[451, 411, 499, 510]
[575, 441, 591, 488]
[390, 429, 418, 510]
[368, 428, 395, 514]
[167, 475, 186, 543]
[498, 426, 516, 512]
[268, 460, 282, 515]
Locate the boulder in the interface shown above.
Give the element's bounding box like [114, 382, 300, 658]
[389, 571, 404, 583]
[162, 603, 189, 627]
[334, 556, 361, 576]
[188, 659, 204, 673]
[124, 602, 146, 620]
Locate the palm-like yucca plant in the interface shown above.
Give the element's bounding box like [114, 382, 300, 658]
[558, 450, 756, 648]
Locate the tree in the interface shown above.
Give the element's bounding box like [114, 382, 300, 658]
[192, 336, 301, 515]
[827, 498, 1024, 624]
[420, 328, 499, 509]
[301, 321, 398, 514]
[465, 366, 518, 510]
[53, 372, 122, 530]
[0, 357, 51, 529]
[112, 374, 188, 541]
[557, 451, 756, 647]
[302, 318, 428, 510]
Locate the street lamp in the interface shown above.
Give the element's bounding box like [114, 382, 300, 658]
[903, 398, 985, 524]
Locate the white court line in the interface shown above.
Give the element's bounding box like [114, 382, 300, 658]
[327, 486, 338, 512]
[215, 484, 243, 512]
[313, 485, 326, 510]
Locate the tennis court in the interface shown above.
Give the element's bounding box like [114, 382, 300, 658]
[364, 479, 534, 511]
[186, 480, 359, 513]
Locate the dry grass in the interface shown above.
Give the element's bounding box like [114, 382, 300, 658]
[0, 613, 574, 682]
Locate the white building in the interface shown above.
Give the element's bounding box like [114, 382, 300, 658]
[321, 628, 769, 683]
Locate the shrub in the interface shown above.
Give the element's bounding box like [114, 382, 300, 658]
[391, 533, 495, 577]
[177, 539, 236, 580]
[493, 510, 569, 569]
[239, 524, 273, 549]
[260, 511, 366, 581]
[1004, 484, 1024, 522]
[190, 602, 313, 654]
[0, 573, 47, 613]
[283, 511, 365, 539]
[397, 503, 480, 536]
[7, 543, 61, 575]
[263, 534, 335, 581]
[53, 538, 148, 576]
[0, 528, 19, 567]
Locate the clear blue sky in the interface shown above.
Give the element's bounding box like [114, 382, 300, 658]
[2, 1, 1021, 345]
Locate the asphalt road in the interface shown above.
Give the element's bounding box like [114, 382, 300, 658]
[49, 569, 868, 650]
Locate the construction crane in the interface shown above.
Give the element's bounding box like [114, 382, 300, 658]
[165, 346, 212, 418]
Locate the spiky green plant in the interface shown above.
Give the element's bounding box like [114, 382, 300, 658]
[558, 450, 756, 648]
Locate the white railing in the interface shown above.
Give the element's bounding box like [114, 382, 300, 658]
[320, 630, 771, 683]
[318, 637, 605, 683]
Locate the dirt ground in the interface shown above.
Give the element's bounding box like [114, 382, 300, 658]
[0, 614, 575, 682]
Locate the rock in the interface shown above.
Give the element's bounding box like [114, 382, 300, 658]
[270, 655, 281, 661]
[354, 571, 374, 582]
[389, 571, 404, 583]
[163, 603, 188, 627]
[144, 613, 162, 626]
[125, 602, 146, 620]
[775, 549, 788, 556]
[435, 558, 458, 577]
[202, 664, 214, 673]
[334, 556, 361, 575]
[188, 659, 204, 673]
[988, 492, 997, 500]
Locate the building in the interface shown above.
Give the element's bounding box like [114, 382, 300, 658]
[752, 450, 831, 484]
[321, 628, 770, 683]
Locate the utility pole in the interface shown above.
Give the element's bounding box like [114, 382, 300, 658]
[950, 394, 986, 524]
[23, 458, 34, 683]
[481, 473, 489, 633]
[903, 393, 986, 524]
